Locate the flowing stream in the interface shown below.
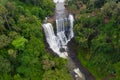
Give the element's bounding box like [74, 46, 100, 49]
[43, 0, 85, 80]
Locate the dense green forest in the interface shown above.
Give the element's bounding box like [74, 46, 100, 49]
[0, 0, 120, 80]
[67, 0, 120, 80]
[0, 0, 73, 80]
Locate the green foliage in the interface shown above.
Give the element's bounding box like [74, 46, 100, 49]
[17, 15, 42, 38]
[73, 1, 120, 79]
[0, 74, 12, 80]
[12, 37, 28, 50]
[8, 31, 20, 39]
[42, 68, 73, 80]
[17, 58, 43, 80]
[0, 16, 6, 33]
[0, 34, 11, 48]
[0, 4, 8, 16]
[8, 49, 17, 58]
[13, 74, 23, 80]
[42, 56, 72, 80]
[114, 62, 120, 80]
[19, 0, 55, 16]
[0, 0, 73, 80]
[0, 55, 11, 74]
[31, 7, 46, 20]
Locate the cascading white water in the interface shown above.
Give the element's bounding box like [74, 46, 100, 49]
[42, 23, 60, 53]
[43, 14, 74, 58]
[43, 23, 68, 58]
[57, 31, 68, 46]
[68, 14, 74, 41]
[42, 0, 74, 58]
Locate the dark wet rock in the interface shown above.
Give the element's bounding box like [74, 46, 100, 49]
[68, 39, 95, 80]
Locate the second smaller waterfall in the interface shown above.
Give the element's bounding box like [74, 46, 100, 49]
[68, 14, 74, 41]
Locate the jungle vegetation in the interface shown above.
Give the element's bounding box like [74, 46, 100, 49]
[0, 0, 72, 80]
[67, 0, 120, 80]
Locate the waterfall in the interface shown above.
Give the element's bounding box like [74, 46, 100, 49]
[68, 14, 74, 41]
[43, 14, 74, 58]
[42, 0, 74, 58]
[43, 23, 68, 58]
